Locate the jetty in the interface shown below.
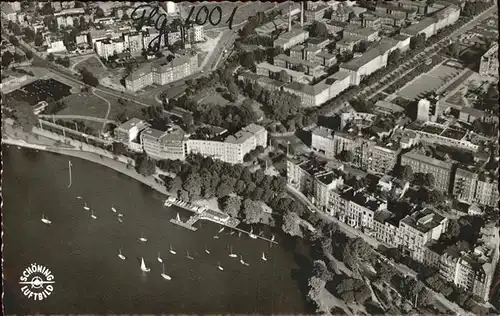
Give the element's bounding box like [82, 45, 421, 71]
[165, 197, 278, 245]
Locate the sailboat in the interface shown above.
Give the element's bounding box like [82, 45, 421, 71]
[118, 213, 124, 217]
[218, 226, 225, 233]
[41, 213, 52, 225]
[271, 234, 275, 242]
[157, 252, 163, 263]
[140, 257, 150, 272]
[186, 250, 194, 260]
[249, 227, 257, 239]
[229, 245, 237, 258]
[169, 245, 176, 255]
[118, 249, 126, 260]
[76, 196, 82, 199]
[139, 233, 147, 242]
[205, 247, 211, 254]
[117, 216, 123, 223]
[161, 264, 171, 280]
[240, 255, 246, 265]
[111, 207, 117, 213]
[217, 262, 224, 271]
[83, 203, 90, 211]
[90, 210, 97, 219]
[213, 235, 219, 239]
[261, 252, 267, 261]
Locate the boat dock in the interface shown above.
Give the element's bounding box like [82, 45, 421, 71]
[169, 218, 198, 231]
[165, 197, 278, 244]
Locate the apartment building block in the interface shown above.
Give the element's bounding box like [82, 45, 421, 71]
[125, 53, 198, 92]
[311, 126, 336, 159]
[114, 118, 150, 152]
[274, 29, 310, 50]
[479, 43, 498, 78]
[141, 126, 188, 160]
[401, 151, 454, 193]
[454, 167, 499, 207]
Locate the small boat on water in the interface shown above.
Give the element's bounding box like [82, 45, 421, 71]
[17, 146, 21, 149]
[169, 245, 176, 255]
[230, 230, 235, 235]
[262, 252, 267, 261]
[186, 250, 194, 260]
[249, 227, 257, 239]
[240, 255, 246, 265]
[161, 264, 171, 280]
[140, 257, 150, 272]
[118, 249, 126, 260]
[205, 247, 211, 254]
[229, 245, 237, 258]
[111, 207, 117, 213]
[139, 233, 147, 242]
[218, 227, 225, 233]
[271, 234, 275, 242]
[118, 217, 123, 223]
[41, 213, 52, 225]
[118, 213, 123, 217]
[83, 203, 90, 211]
[217, 262, 224, 271]
[76, 196, 82, 200]
[157, 252, 163, 263]
[213, 235, 219, 239]
[90, 210, 97, 219]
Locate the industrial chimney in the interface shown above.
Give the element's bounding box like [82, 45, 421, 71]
[300, 1, 304, 26]
[288, 3, 292, 32]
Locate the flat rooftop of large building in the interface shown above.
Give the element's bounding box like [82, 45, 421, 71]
[402, 150, 454, 169]
[116, 118, 149, 131]
[401, 208, 445, 234]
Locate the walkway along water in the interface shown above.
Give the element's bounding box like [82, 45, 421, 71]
[3, 120, 278, 244]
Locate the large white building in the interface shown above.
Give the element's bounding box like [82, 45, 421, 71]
[114, 118, 150, 152]
[479, 43, 498, 78]
[137, 123, 268, 164]
[95, 38, 126, 59]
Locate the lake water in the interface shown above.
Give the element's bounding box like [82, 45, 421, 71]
[2, 145, 314, 314]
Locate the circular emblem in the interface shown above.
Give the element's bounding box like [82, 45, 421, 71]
[19, 263, 55, 301]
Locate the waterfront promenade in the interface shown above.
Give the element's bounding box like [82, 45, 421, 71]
[2, 121, 276, 242]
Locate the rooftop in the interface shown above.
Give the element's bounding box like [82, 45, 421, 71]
[312, 126, 335, 139]
[116, 118, 150, 132]
[402, 150, 454, 170]
[142, 127, 167, 139]
[401, 208, 445, 234]
[274, 54, 321, 69]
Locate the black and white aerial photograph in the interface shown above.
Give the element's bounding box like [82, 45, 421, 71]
[1, 0, 499, 315]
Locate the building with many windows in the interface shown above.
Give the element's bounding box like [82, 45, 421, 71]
[479, 43, 498, 78]
[141, 126, 188, 160]
[114, 118, 150, 152]
[401, 150, 454, 193]
[274, 28, 310, 50]
[454, 166, 499, 207]
[125, 52, 198, 91]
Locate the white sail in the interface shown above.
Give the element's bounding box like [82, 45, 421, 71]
[262, 252, 267, 261]
[118, 249, 126, 260]
[205, 247, 210, 254]
[169, 245, 176, 255]
[90, 210, 97, 219]
[111, 207, 117, 213]
[83, 203, 90, 211]
[157, 252, 163, 263]
[140, 257, 150, 272]
[218, 262, 224, 271]
[139, 233, 147, 242]
[41, 213, 52, 224]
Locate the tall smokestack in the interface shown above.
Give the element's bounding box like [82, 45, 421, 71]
[300, 1, 304, 26]
[288, 3, 292, 32]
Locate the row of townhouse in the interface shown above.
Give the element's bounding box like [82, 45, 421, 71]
[114, 118, 268, 164]
[286, 157, 496, 301]
[310, 125, 498, 205]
